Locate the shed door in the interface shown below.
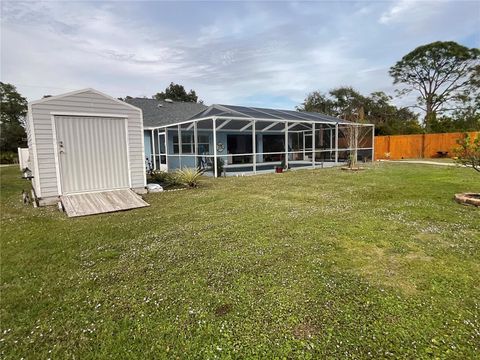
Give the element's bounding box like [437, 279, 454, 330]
[55, 116, 130, 194]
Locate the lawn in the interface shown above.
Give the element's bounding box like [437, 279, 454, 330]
[1, 163, 479, 359]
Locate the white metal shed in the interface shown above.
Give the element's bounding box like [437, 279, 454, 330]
[26, 88, 147, 206]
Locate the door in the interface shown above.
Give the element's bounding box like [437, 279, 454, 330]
[158, 132, 167, 171]
[55, 116, 130, 194]
[227, 134, 253, 164]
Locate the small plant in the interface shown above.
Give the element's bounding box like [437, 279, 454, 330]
[275, 157, 286, 173]
[0, 152, 18, 164]
[175, 167, 204, 188]
[454, 133, 480, 173]
[149, 171, 181, 187]
[347, 153, 355, 168]
[217, 158, 225, 176]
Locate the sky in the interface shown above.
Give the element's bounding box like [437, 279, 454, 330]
[1, 0, 479, 110]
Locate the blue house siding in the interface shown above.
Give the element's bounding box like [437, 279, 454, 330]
[166, 130, 214, 170]
[144, 130, 152, 160]
[150, 130, 296, 171]
[144, 128, 311, 173]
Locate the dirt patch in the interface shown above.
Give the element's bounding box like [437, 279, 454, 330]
[214, 303, 233, 316]
[341, 167, 366, 171]
[405, 252, 434, 262]
[293, 322, 318, 339]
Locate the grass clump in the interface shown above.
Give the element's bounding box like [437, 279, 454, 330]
[175, 167, 204, 188]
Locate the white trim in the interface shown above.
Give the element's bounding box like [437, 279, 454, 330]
[178, 125, 182, 168]
[240, 122, 253, 131]
[261, 122, 280, 132]
[371, 124, 375, 162]
[284, 121, 289, 168]
[125, 118, 132, 188]
[312, 123, 316, 169]
[252, 120, 257, 174]
[30, 88, 142, 112]
[216, 119, 231, 130]
[194, 121, 198, 166]
[165, 128, 169, 171]
[282, 123, 297, 132]
[27, 104, 42, 197]
[154, 116, 365, 130]
[163, 149, 369, 158]
[151, 129, 156, 170]
[213, 117, 218, 177]
[186, 122, 195, 130]
[50, 115, 63, 195]
[139, 109, 147, 187]
[50, 111, 128, 118]
[335, 123, 339, 164]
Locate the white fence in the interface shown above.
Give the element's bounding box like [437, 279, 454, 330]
[17, 148, 29, 170]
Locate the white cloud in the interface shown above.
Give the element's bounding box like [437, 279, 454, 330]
[1, 0, 479, 111]
[379, 0, 417, 24]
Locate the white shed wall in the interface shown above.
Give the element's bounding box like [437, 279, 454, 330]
[28, 89, 145, 200]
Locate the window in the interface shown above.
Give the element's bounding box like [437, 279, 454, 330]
[198, 135, 210, 154]
[173, 132, 210, 154]
[291, 133, 304, 151]
[173, 133, 193, 154]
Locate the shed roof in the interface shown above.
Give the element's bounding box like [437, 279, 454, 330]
[125, 98, 207, 128]
[188, 104, 355, 124]
[29, 88, 142, 112]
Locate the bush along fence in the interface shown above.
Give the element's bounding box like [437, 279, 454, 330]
[374, 132, 479, 160]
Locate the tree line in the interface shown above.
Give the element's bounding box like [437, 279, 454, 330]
[298, 41, 479, 135]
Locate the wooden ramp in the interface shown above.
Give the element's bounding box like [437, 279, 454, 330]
[60, 189, 149, 217]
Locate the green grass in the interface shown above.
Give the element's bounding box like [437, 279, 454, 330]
[1, 163, 479, 359]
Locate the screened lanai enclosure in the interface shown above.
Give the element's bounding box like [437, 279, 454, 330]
[147, 104, 374, 177]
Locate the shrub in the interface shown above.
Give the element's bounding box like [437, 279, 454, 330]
[175, 167, 204, 188]
[0, 152, 18, 164]
[454, 133, 480, 173]
[149, 171, 181, 186]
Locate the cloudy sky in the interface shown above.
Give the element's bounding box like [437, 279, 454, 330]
[1, 1, 479, 109]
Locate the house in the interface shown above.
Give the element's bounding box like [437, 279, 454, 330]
[26, 88, 146, 206]
[129, 102, 375, 177]
[125, 98, 207, 171]
[26, 88, 374, 209]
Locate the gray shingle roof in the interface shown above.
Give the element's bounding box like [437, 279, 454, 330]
[189, 104, 356, 124]
[125, 98, 207, 128]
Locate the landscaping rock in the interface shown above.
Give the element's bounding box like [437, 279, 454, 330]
[147, 183, 164, 193]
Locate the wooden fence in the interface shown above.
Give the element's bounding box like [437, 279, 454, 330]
[374, 132, 478, 160]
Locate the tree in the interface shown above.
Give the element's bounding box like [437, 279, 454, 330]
[0, 82, 28, 152]
[366, 92, 422, 135]
[298, 87, 421, 135]
[339, 123, 371, 169]
[298, 87, 367, 121]
[153, 82, 198, 102]
[454, 133, 480, 172]
[329, 87, 367, 121]
[297, 91, 334, 114]
[389, 41, 480, 131]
